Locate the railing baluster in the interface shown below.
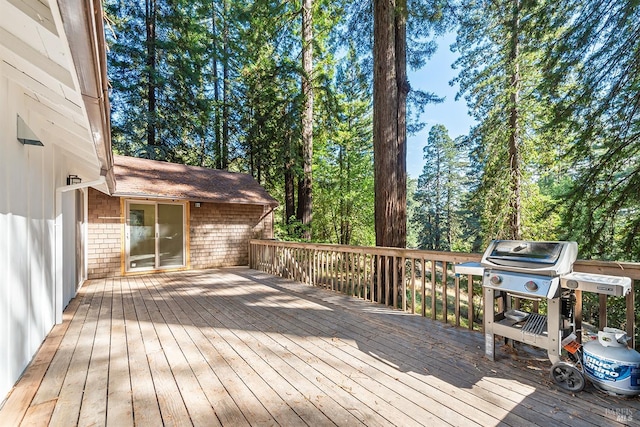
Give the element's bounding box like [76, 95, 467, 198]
[431, 260, 436, 321]
[401, 257, 407, 312]
[393, 256, 398, 309]
[358, 253, 363, 298]
[352, 252, 357, 297]
[410, 258, 416, 314]
[442, 261, 448, 324]
[385, 256, 391, 307]
[366, 255, 372, 301]
[376, 255, 382, 304]
[338, 250, 343, 292]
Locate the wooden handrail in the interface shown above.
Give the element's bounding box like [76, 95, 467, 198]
[249, 240, 639, 348]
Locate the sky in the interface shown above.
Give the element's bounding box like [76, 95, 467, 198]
[406, 32, 476, 178]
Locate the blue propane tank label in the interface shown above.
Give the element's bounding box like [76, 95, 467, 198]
[584, 353, 640, 388]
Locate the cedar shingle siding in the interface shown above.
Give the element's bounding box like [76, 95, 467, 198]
[88, 188, 122, 278]
[189, 202, 271, 269]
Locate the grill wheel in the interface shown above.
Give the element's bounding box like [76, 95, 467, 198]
[550, 361, 585, 392]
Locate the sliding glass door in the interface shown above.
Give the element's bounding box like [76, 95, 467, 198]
[126, 201, 185, 272]
[158, 203, 185, 267]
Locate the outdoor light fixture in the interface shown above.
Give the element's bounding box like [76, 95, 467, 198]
[67, 175, 82, 185]
[195, 202, 201, 208]
[17, 115, 43, 146]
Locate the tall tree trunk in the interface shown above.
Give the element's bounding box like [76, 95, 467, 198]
[284, 128, 296, 223]
[394, 0, 408, 248]
[435, 150, 441, 250]
[285, 169, 295, 222]
[145, 0, 157, 147]
[373, 0, 398, 249]
[373, 0, 407, 249]
[221, 0, 230, 170]
[212, 1, 222, 168]
[298, 0, 314, 241]
[344, 142, 352, 245]
[508, 0, 522, 240]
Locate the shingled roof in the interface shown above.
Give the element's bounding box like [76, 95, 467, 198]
[113, 155, 278, 207]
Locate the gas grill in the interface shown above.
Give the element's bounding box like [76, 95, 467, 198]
[455, 240, 632, 364]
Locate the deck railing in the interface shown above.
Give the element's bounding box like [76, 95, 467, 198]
[249, 239, 640, 348]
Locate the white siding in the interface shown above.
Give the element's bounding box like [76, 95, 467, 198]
[0, 71, 9, 398]
[1, 0, 109, 404]
[0, 76, 75, 401]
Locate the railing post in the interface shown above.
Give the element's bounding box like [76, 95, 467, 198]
[455, 272, 460, 327]
[599, 294, 607, 330]
[421, 258, 426, 317]
[467, 274, 474, 330]
[627, 283, 635, 348]
[575, 290, 583, 343]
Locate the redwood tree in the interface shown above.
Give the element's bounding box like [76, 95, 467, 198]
[298, 0, 314, 240]
[373, 0, 408, 249]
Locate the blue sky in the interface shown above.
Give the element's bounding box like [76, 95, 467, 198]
[406, 32, 476, 178]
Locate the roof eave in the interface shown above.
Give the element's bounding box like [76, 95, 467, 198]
[58, 0, 115, 193]
[113, 192, 278, 207]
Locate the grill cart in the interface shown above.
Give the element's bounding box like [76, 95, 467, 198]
[455, 240, 638, 395]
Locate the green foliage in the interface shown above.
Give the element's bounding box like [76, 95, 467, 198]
[312, 44, 375, 246]
[105, 0, 217, 164]
[452, 0, 567, 244]
[542, 0, 640, 261]
[413, 125, 468, 251]
[406, 178, 420, 248]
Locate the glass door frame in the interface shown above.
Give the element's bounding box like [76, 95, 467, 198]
[125, 200, 187, 273]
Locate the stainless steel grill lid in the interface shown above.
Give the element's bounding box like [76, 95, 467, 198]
[480, 240, 578, 276]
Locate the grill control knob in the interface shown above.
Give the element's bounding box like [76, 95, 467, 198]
[490, 275, 502, 285]
[525, 281, 539, 292]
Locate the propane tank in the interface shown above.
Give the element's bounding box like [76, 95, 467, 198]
[583, 328, 640, 396]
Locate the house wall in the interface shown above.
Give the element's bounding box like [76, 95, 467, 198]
[0, 78, 77, 401]
[190, 202, 273, 269]
[86, 192, 274, 278]
[87, 188, 122, 278]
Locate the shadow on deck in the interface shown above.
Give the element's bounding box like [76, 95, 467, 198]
[1, 267, 639, 426]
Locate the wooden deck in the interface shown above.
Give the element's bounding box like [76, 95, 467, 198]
[1, 268, 639, 426]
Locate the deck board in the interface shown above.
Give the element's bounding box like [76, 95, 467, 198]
[122, 276, 164, 427]
[77, 277, 111, 427]
[2, 267, 640, 426]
